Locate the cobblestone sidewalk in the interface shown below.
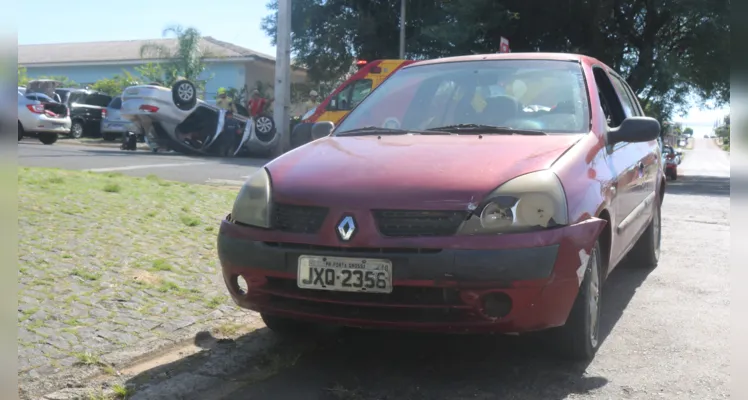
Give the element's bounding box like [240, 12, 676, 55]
[17, 167, 246, 399]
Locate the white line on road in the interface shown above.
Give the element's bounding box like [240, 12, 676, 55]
[84, 162, 211, 172]
[205, 178, 245, 186]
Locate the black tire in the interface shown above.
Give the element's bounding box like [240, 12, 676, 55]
[291, 122, 313, 149]
[254, 115, 277, 143]
[625, 198, 661, 269]
[70, 120, 84, 139]
[39, 133, 59, 145]
[546, 240, 603, 361]
[261, 313, 314, 337]
[18, 121, 24, 141]
[670, 171, 677, 181]
[102, 132, 118, 141]
[172, 79, 197, 111]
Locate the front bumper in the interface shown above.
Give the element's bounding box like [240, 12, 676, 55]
[218, 218, 606, 333]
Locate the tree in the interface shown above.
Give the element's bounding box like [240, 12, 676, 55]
[90, 71, 140, 96]
[261, 0, 729, 122]
[683, 127, 694, 136]
[715, 113, 729, 143]
[139, 25, 214, 95]
[18, 67, 29, 86]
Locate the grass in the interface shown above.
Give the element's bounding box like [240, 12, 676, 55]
[17, 167, 240, 376]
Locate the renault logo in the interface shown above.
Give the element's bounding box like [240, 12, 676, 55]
[337, 215, 357, 241]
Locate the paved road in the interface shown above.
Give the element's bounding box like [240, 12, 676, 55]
[18, 140, 267, 185]
[118, 137, 729, 400]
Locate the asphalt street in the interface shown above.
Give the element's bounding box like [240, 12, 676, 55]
[21, 137, 730, 400]
[17, 139, 267, 185]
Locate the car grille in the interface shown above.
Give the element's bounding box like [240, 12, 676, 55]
[271, 203, 329, 234]
[372, 210, 469, 237]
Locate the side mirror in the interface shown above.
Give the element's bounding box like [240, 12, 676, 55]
[607, 117, 661, 146]
[311, 121, 334, 140]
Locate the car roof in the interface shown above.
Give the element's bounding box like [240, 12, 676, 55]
[405, 52, 600, 69]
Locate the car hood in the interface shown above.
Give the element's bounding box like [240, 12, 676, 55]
[267, 134, 583, 210]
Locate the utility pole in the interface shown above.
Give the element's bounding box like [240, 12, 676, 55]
[399, 0, 406, 59]
[273, 0, 292, 156]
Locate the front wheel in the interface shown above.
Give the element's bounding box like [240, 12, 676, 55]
[546, 240, 603, 361]
[18, 122, 24, 141]
[254, 115, 277, 142]
[39, 133, 59, 145]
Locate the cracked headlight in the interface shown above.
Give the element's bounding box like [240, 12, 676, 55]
[230, 168, 272, 228]
[459, 170, 568, 235]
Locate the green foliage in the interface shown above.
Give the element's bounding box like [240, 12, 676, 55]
[715, 113, 730, 141]
[134, 63, 174, 86]
[89, 71, 140, 96]
[139, 25, 213, 95]
[18, 67, 28, 86]
[683, 127, 694, 136]
[262, 0, 730, 122]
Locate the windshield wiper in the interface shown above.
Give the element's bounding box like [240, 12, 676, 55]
[336, 126, 453, 136]
[426, 124, 547, 136]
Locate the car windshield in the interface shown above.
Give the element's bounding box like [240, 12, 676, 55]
[335, 59, 590, 135]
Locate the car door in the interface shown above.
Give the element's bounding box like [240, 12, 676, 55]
[609, 72, 658, 239]
[591, 66, 641, 265]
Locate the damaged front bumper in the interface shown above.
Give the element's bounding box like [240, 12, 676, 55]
[217, 218, 606, 333]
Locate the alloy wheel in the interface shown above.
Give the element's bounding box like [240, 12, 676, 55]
[177, 83, 194, 102]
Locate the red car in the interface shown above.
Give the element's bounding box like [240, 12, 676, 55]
[218, 53, 664, 360]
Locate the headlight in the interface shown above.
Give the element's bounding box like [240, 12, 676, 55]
[459, 170, 568, 235]
[230, 168, 272, 228]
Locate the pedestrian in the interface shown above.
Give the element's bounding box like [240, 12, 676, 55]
[247, 90, 269, 118]
[301, 90, 320, 116]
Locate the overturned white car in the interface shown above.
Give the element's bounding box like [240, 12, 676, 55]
[120, 80, 278, 157]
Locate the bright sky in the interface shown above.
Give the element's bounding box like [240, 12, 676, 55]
[17, 0, 729, 132]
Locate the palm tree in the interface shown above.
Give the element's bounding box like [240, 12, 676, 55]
[139, 25, 214, 93]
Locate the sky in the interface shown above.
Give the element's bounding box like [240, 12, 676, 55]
[17, 0, 729, 135]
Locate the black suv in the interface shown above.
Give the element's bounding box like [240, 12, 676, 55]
[55, 88, 112, 138]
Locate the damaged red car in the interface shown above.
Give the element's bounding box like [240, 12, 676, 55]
[218, 53, 665, 360]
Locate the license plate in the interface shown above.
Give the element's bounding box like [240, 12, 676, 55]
[297, 255, 393, 293]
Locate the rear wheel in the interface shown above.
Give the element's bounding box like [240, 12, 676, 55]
[18, 121, 24, 141]
[546, 240, 603, 361]
[39, 133, 59, 145]
[70, 121, 84, 139]
[625, 199, 661, 269]
[261, 313, 315, 337]
[254, 115, 276, 142]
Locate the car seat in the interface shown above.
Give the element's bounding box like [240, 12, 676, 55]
[479, 95, 520, 126]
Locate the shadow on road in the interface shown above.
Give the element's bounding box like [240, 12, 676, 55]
[666, 175, 730, 197]
[125, 266, 652, 400]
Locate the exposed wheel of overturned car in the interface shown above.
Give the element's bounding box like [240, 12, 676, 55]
[172, 79, 197, 111]
[254, 114, 276, 142]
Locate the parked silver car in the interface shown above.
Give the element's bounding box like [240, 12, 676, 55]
[100, 96, 142, 141]
[17, 90, 71, 144]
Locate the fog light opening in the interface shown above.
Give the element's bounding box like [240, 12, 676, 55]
[229, 274, 250, 296]
[481, 292, 513, 319]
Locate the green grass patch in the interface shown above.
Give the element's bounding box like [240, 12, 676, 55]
[17, 167, 235, 331]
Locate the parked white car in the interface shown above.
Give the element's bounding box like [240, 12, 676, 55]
[119, 80, 278, 157]
[17, 90, 71, 144]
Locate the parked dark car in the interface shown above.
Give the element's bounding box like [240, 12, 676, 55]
[218, 53, 665, 361]
[55, 88, 112, 138]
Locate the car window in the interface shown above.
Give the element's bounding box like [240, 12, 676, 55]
[329, 79, 373, 111]
[336, 60, 591, 134]
[68, 92, 84, 104]
[84, 93, 112, 107]
[610, 74, 638, 117]
[108, 96, 122, 109]
[592, 67, 625, 128]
